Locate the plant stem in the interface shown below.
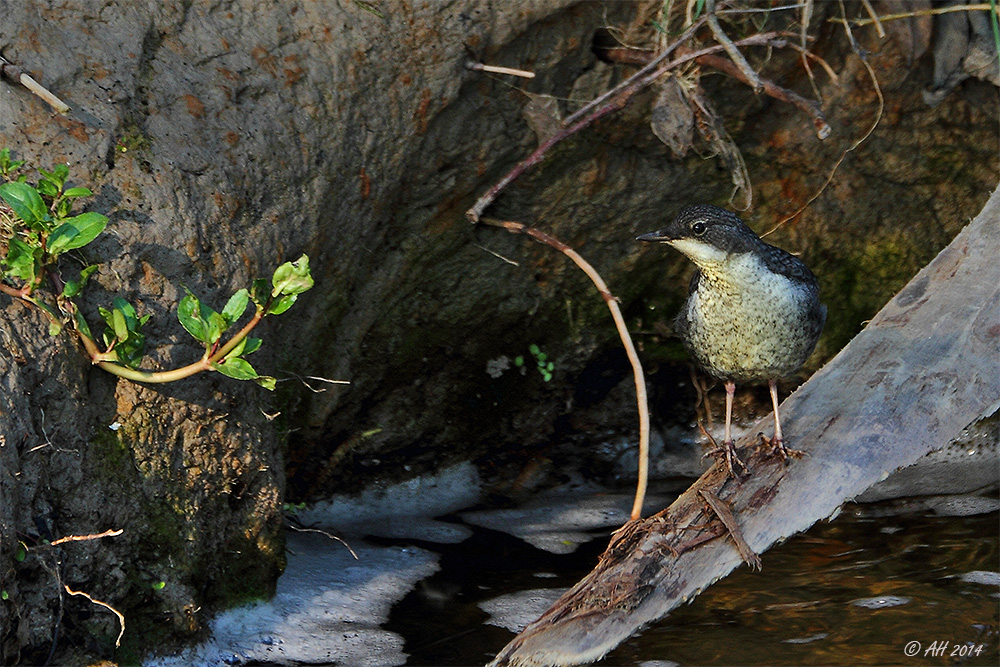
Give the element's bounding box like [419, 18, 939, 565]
[481, 218, 651, 520]
[5, 271, 269, 384]
[71, 304, 265, 383]
[0, 282, 21, 298]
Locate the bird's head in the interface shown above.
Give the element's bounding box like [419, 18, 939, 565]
[636, 204, 761, 267]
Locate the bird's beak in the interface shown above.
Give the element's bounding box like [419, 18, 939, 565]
[636, 230, 670, 242]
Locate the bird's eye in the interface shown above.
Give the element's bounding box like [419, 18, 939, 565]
[691, 221, 707, 235]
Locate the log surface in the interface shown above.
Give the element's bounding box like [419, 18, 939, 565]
[491, 185, 1000, 667]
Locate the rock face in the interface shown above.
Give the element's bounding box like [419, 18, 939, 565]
[0, 0, 996, 660]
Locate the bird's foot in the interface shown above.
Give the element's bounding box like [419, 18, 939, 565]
[697, 422, 749, 478]
[702, 439, 750, 478]
[757, 433, 805, 463]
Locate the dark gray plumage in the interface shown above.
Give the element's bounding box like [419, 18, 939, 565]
[637, 204, 826, 476]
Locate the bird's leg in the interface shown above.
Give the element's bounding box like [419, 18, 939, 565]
[702, 381, 749, 477]
[761, 379, 804, 461]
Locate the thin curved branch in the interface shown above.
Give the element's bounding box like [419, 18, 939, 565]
[480, 218, 651, 519]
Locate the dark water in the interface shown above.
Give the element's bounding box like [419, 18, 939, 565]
[385, 506, 999, 666]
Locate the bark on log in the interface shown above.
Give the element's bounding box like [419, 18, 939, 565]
[490, 185, 1000, 667]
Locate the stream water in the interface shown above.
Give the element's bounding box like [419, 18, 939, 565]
[149, 463, 998, 667]
[385, 502, 999, 666]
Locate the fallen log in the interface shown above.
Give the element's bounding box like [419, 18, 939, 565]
[490, 185, 1000, 667]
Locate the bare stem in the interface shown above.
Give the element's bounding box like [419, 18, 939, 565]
[706, 0, 764, 93]
[82, 308, 266, 383]
[64, 586, 125, 647]
[49, 528, 124, 546]
[481, 218, 650, 520]
[828, 3, 994, 27]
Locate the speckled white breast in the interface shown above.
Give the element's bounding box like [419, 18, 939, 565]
[680, 252, 821, 382]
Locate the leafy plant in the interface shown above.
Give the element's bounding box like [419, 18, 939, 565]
[0, 149, 314, 388]
[514, 343, 555, 382]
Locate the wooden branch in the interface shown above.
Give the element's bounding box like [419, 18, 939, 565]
[465, 26, 792, 223]
[480, 218, 651, 520]
[706, 0, 764, 93]
[600, 43, 831, 140]
[0, 56, 70, 114]
[691, 51, 831, 139]
[490, 187, 1000, 666]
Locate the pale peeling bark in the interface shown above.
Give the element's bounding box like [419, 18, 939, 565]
[491, 184, 1000, 667]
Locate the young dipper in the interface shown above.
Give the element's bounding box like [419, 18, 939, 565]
[637, 204, 826, 477]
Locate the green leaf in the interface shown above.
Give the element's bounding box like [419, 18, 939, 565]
[206, 311, 226, 345]
[29, 299, 63, 335]
[100, 299, 147, 369]
[271, 254, 314, 297]
[224, 335, 261, 360]
[221, 288, 249, 325]
[265, 294, 297, 315]
[4, 237, 40, 282]
[37, 179, 59, 198]
[0, 181, 48, 227]
[111, 308, 128, 341]
[213, 356, 259, 380]
[241, 336, 262, 356]
[61, 264, 99, 298]
[39, 164, 68, 191]
[177, 292, 209, 344]
[0, 148, 17, 174]
[178, 289, 227, 345]
[255, 375, 277, 391]
[62, 187, 93, 198]
[47, 212, 109, 254]
[112, 297, 140, 327]
[73, 310, 92, 339]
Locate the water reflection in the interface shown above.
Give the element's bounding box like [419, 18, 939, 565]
[389, 506, 998, 666]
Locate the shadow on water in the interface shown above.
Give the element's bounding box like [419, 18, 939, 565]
[384, 507, 999, 666]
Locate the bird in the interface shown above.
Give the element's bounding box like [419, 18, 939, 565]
[637, 204, 826, 477]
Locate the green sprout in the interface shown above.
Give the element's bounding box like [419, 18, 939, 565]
[523, 343, 555, 382]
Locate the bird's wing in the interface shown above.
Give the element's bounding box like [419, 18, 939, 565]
[757, 242, 818, 285]
[673, 271, 699, 340]
[687, 270, 701, 296]
[813, 302, 828, 329]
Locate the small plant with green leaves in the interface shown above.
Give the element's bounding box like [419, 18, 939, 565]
[514, 343, 555, 382]
[0, 149, 313, 388]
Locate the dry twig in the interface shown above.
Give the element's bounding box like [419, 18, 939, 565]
[64, 586, 125, 647]
[286, 523, 359, 559]
[48, 528, 124, 547]
[0, 56, 70, 114]
[828, 3, 994, 27]
[480, 218, 651, 520]
[466, 61, 536, 79]
[699, 488, 761, 569]
[706, 0, 764, 93]
[466, 26, 806, 223]
[690, 51, 831, 139]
